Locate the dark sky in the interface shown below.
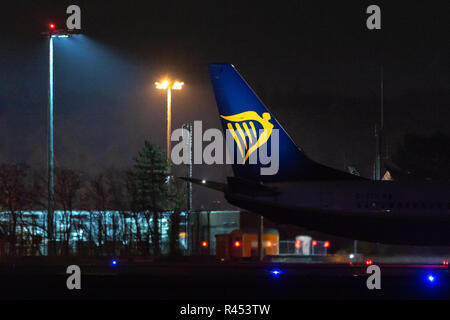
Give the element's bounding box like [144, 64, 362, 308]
[1, 1, 449, 209]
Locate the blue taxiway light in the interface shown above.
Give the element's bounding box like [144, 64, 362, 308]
[269, 269, 283, 277]
[111, 260, 118, 266]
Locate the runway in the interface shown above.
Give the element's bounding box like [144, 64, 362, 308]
[0, 261, 448, 300]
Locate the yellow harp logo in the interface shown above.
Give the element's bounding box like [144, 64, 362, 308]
[221, 111, 274, 164]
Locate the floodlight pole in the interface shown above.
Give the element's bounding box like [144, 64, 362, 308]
[47, 35, 55, 256]
[258, 215, 264, 262]
[374, 67, 384, 181]
[45, 28, 73, 256]
[167, 87, 172, 166]
[155, 80, 184, 169]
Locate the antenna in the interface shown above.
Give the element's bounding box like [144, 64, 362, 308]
[375, 66, 384, 181]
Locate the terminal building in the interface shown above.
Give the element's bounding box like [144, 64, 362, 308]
[0, 209, 329, 257]
[0, 209, 240, 256]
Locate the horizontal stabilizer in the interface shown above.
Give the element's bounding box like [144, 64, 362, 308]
[178, 177, 225, 192]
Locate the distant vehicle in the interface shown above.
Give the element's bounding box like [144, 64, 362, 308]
[185, 64, 450, 246]
[215, 229, 279, 261]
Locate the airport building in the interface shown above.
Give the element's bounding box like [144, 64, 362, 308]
[0, 209, 241, 256]
[0, 210, 183, 256]
[0, 209, 329, 257]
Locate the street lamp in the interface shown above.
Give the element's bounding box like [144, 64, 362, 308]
[155, 79, 184, 165]
[43, 23, 74, 255]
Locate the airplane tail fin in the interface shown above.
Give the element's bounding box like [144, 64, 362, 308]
[209, 63, 362, 182]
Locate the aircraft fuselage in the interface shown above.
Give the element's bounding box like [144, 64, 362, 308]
[225, 180, 450, 245]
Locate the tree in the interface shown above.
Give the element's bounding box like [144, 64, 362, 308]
[55, 167, 81, 255]
[84, 173, 110, 256]
[392, 132, 450, 182]
[0, 163, 30, 256]
[104, 168, 127, 256]
[126, 141, 168, 257]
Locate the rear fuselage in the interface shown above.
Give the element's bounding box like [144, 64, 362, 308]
[225, 180, 450, 245]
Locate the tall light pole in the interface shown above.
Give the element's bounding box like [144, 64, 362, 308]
[155, 80, 184, 167]
[374, 67, 384, 181]
[44, 23, 71, 256]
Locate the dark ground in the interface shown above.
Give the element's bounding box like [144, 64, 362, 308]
[0, 259, 448, 300]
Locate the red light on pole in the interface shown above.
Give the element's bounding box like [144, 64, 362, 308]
[365, 259, 373, 265]
[234, 241, 241, 247]
[49, 23, 55, 30]
[201, 241, 208, 247]
[324, 241, 330, 248]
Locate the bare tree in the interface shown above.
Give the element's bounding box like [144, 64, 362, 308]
[55, 167, 81, 256]
[0, 163, 30, 256]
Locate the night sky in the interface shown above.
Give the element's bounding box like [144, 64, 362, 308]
[1, 1, 449, 209]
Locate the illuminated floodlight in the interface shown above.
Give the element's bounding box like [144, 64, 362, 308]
[201, 179, 206, 184]
[155, 79, 184, 91]
[427, 274, 435, 283]
[324, 241, 330, 248]
[234, 241, 241, 247]
[155, 80, 170, 90]
[349, 253, 355, 259]
[172, 81, 184, 90]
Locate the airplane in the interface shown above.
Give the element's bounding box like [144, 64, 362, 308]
[184, 63, 450, 246]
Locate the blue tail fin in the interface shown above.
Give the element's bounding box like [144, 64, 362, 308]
[209, 63, 362, 182]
